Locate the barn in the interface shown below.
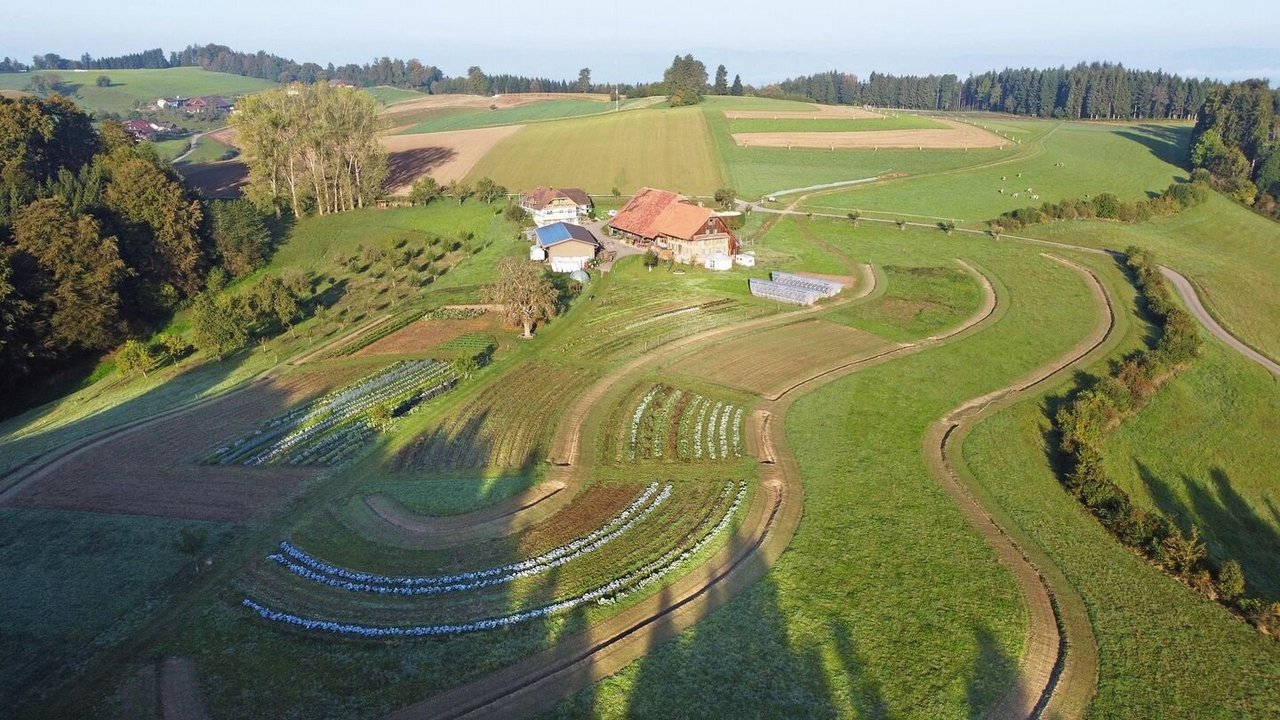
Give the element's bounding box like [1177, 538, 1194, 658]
[533, 222, 600, 272]
[606, 187, 738, 265]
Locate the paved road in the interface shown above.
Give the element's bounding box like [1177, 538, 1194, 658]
[1160, 266, 1280, 376]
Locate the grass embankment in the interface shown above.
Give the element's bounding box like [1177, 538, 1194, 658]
[805, 120, 1189, 222]
[554, 221, 1101, 717]
[366, 86, 426, 106]
[467, 106, 724, 194]
[0, 67, 276, 115]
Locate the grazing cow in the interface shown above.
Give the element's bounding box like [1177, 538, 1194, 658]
[1012, 193, 1020, 198]
[1032, 194, 1040, 200]
[999, 188, 1005, 194]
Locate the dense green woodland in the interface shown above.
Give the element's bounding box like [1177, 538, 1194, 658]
[776, 63, 1218, 119]
[0, 96, 277, 403]
[1189, 80, 1280, 217]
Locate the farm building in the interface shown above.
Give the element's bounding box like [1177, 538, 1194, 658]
[749, 272, 844, 306]
[122, 119, 179, 141]
[184, 96, 234, 115]
[607, 187, 738, 265]
[519, 187, 593, 227]
[533, 222, 599, 272]
[155, 96, 185, 109]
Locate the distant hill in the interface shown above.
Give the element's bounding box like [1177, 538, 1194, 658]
[0, 67, 276, 115]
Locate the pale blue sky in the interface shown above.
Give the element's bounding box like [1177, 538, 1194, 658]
[2, 0, 1277, 83]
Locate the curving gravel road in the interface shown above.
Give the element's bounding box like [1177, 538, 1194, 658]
[1160, 266, 1280, 376]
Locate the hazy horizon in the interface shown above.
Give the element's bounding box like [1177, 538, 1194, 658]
[3, 0, 1278, 84]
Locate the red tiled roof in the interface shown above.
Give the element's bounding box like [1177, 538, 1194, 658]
[652, 202, 713, 240]
[607, 187, 682, 239]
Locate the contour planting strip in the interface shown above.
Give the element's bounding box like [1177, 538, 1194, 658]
[242, 482, 747, 638]
[273, 482, 665, 589]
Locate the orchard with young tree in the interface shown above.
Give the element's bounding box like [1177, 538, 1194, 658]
[485, 258, 558, 339]
[233, 82, 387, 218]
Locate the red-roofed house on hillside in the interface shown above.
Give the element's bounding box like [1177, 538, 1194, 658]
[606, 187, 737, 265]
[519, 187, 593, 227]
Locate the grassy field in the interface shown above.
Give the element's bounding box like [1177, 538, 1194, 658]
[397, 98, 615, 134]
[1017, 193, 1280, 362]
[804, 120, 1190, 222]
[367, 86, 426, 106]
[467, 106, 724, 194]
[705, 104, 1021, 198]
[0, 67, 276, 115]
[829, 262, 985, 342]
[964, 362, 1280, 716]
[1102, 339, 1280, 599]
[727, 115, 946, 133]
[0, 508, 228, 711]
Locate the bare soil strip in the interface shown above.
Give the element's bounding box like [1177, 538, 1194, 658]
[723, 106, 882, 120]
[1160, 266, 1280, 375]
[0, 369, 362, 521]
[381, 126, 524, 192]
[923, 254, 1113, 719]
[733, 118, 1007, 150]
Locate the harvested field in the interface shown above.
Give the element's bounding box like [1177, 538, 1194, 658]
[177, 160, 248, 199]
[669, 319, 894, 397]
[382, 125, 524, 192]
[0, 368, 364, 521]
[723, 105, 883, 120]
[392, 363, 594, 471]
[354, 315, 499, 357]
[733, 118, 1007, 150]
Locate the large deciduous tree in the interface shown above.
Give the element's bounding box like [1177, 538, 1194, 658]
[664, 54, 708, 107]
[233, 83, 388, 218]
[485, 258, 558, 339]
[12, 196, 127, 351]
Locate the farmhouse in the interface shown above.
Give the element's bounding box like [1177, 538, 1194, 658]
[185, 96, 234, 115]
[155, 96, 185, 110]
[519, 187, 593, 227]
[607, 187, 738, 265]
[532, 222, 599, 272]
[122, 119, 179, 141]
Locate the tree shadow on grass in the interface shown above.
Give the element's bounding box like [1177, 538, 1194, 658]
[1115, 125, 1192, 169]
[967, 622, 1021, 720]
[1138, 462, 1280, 600]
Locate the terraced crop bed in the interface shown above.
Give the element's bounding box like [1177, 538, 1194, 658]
[392, 363, 595, 471]
[563, 298, 773, 360]
[239, 478, 748, 634]
[607, 384, 746, 463]
[209, 360, 458, 467]
[669, 319, 893, 396]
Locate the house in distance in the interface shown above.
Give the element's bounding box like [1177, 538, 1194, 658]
[607, 187, 738, 265]
[530, 222, 600, 273]
[519, 187, 594, 227]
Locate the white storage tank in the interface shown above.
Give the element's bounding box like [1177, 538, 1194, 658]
[529, 245, 547, 262]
